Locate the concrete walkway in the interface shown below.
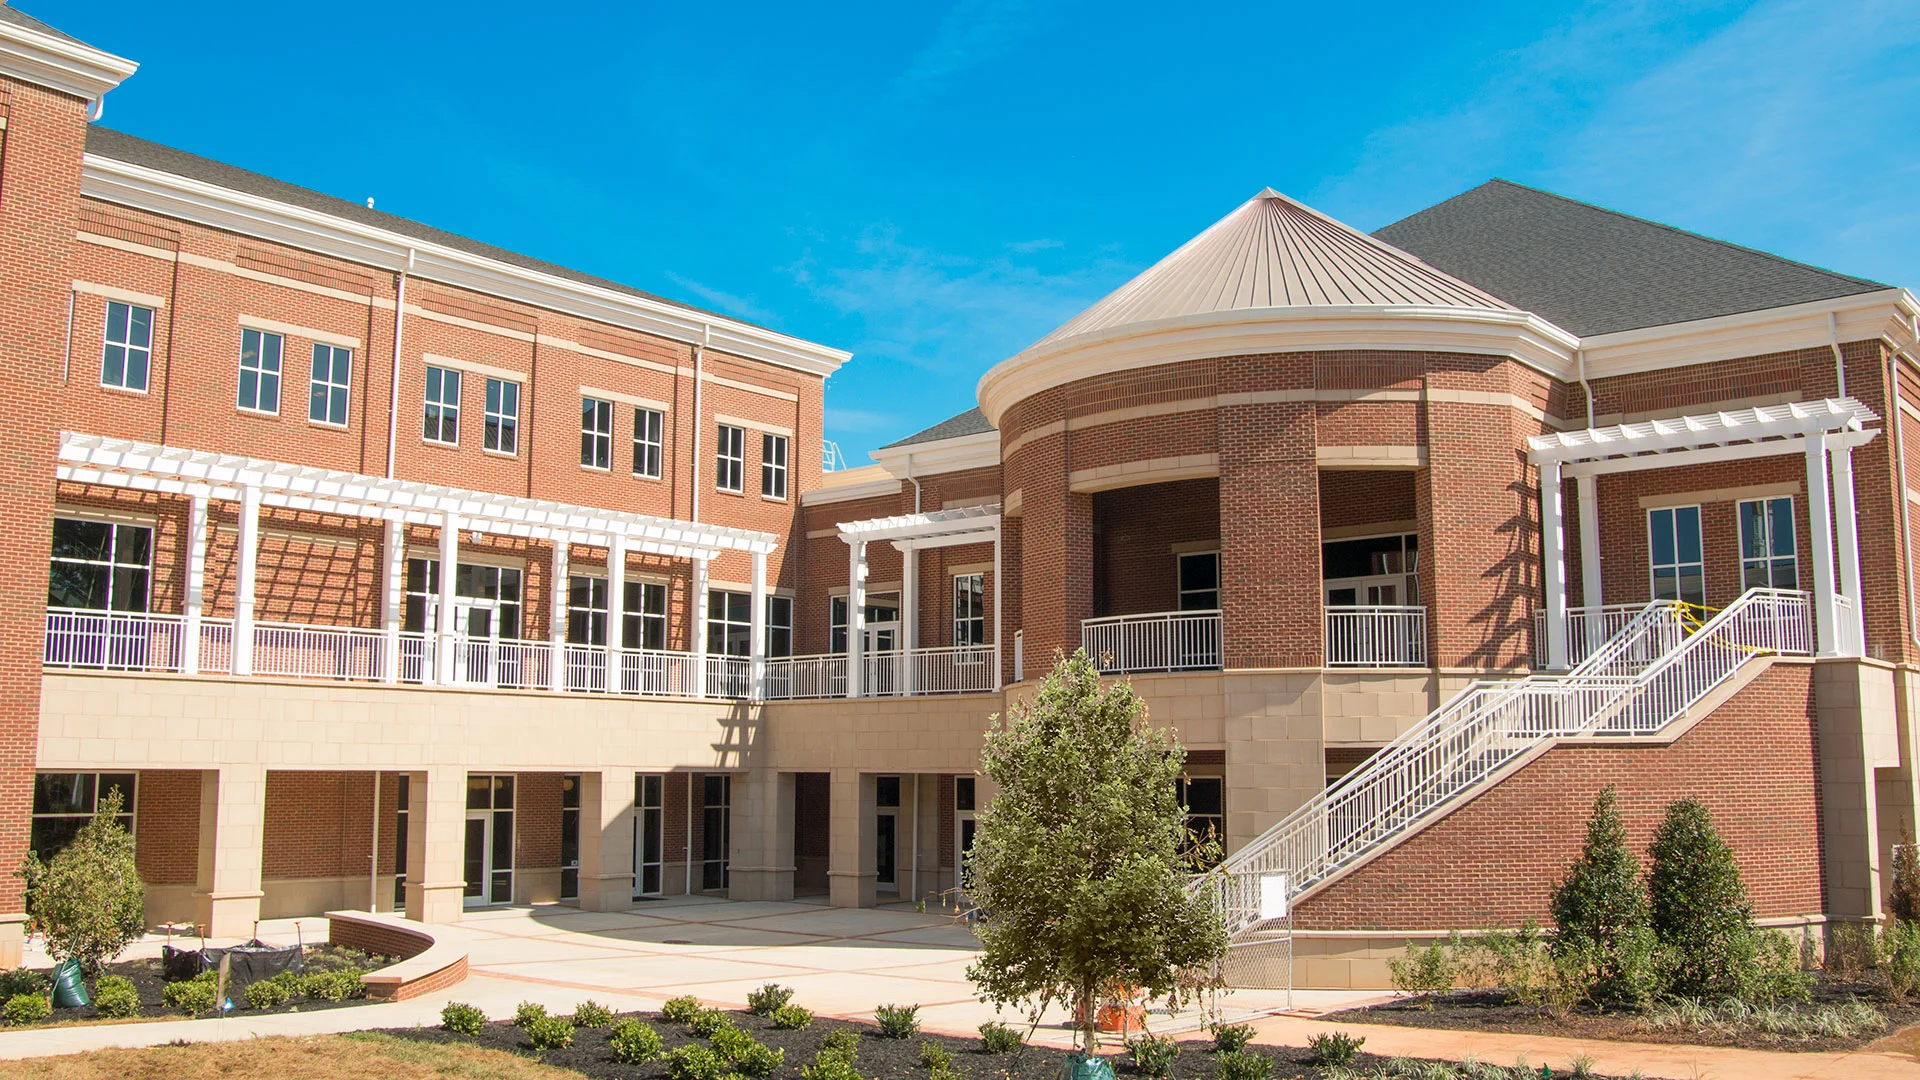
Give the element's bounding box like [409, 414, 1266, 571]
[0, 897, 1916, 1080]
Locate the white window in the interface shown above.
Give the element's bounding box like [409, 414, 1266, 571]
[954, 573, 985, 645]
[830, 596, 848, 654]
[1178, 551, 1220, 610]
[767, 595, 793, 657]
[567, 575, 608, 645]
[716, 424, 744, 492]
[423, 365, 460, 445]
[309, 343, 351, 427]
[581, 397, 613, 469]
[238, 327, 283, 414]
[101, 301, 152, 392]
[48, 517, 152, 612]
[761, 433, 788, 499]
[1648, 506, 1704, 608]
[708, 589, 752, 657]
[1738, 497, 1797, 590]
[632, 407, 663, 478]
[484, 377, 519, 455]
[622, 580, 668, 651]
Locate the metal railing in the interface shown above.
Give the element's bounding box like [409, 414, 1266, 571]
[43, 609, 232, 673]
[762, 653, 847, 700]
[1324, 606, 1427, 666]
[1533, 603, 1660, 668]
[1205, 589, 1813, 935]
[253, 621, 391, 681]
[1081, 610, 1222, 674]
[760, 645, 999, 700]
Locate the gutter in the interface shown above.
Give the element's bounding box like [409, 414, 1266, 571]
[385, 250, 414, 479]
[1893, 315, 1920, 646]
[691, 325, 708, 523]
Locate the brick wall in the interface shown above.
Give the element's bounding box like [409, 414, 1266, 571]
[1092, 478, 1218, 617]
[134, 769, 201, 886]
[1294, 661, 1825, 930]
[262, 771, 377, 880]
[514, 772, 564, 873]
[1319, 472, 1416, 533]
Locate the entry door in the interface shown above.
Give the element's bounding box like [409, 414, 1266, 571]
[864, 623, 900, 694]
[463, 810, 492, 908]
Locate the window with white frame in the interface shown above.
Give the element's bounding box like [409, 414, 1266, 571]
[708, 589, 752, 656]
[761, 433, 788, 499]
[953, 573, 985, 645]
[567, 575, 609, 645]
[581, 397, 613, 469]
[632, 407, 663, 478]
[1738, 497, 1797, 590]
[830, 594, 900, 653]
[31, 772, 135, 861]
[101, 301, 153, 392]
[48, 517, 151, 612]
[238, 327, 283, 414]
[1177, 551, 1220, 610]
[1647, 505, 1705, 608]
[423, 365, 460, 445]
[622, 580, 668, 651]
[716, 424, 744, 492]
[484, 377, 519, 455]
[767, 595, 793, 657]
[309, 343, 351, 427]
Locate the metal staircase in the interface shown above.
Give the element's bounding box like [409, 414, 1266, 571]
[1206, 588, 1814, 936]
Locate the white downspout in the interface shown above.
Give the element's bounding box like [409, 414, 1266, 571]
[1831, 312, 1848, 398]
[906, 453, 922, 514]
[370, 772, 381, 912]
[691, 325, 708, 523]
[386, 251, 414, 479]
[1894, 315, 1920, 647]
[1576, 347, 1594, 428]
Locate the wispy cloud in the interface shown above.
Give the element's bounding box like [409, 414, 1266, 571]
[664, 272, 781, 327]
[825, 407, 902, 434]
[1007, 238, 1063, 253]
[891, 0, 1038, 103]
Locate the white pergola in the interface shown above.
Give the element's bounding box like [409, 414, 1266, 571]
[1527, 398, 1879, 667]
[58, 432, 779, 689]
[836, 503, 1001, 697]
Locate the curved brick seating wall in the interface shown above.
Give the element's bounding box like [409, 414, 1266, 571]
[326, 911, 468, 1000]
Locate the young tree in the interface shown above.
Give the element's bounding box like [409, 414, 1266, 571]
[965, 650, 1227, 1059]
[1647, 797, 1753, 999]
[1549, 786, 1655, 1003]
[17, 787, 146, 975]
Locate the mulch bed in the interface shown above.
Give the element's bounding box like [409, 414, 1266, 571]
[1325, 978, 1920, 1053]
[25, 944, 394, 1027]
[383, 1006, 1623, 1080]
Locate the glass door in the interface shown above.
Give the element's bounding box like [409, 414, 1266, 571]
[463, 774, 514, 907]
[634, 775, 663, 898]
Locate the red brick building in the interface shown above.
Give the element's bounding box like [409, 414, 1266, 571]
[5, 5, 1919, 989]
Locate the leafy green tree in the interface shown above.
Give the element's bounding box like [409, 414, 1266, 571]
[17, 788, 145, 975]
[1549, 786, 1656, 1004]
[1647, 797, 1753, 998]
[965, 650, 1227, 1054]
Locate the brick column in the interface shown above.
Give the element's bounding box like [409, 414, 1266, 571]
[1217, 368, 1319, 669]
[194, 765, 266, 937]
[404, 766, 469, 924]
[827, 769, 876, 908]
[576, 770, 635, 911]
[1423, 374, 1536, 670]
[728, 769, 795, 902]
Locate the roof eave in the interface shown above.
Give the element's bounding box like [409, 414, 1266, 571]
[869, 430, 1000, 479]
[1580, 288, 1920, 382]
[0, 17, 136, 103]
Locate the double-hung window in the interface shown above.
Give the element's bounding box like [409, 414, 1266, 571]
[1648, 506, 1705, 608]
[622, 581, 668, 651]
[484, 378, 519, 455]
[761, 433, 788, 499]
[101, 301, 153, 392]
[581, 397, 613, 469]
[1739, 497, 1797, 590]
[632, 408, 663, 478]
[953, 573, 985, 645]
[238, 328, 283, 414]
[48, 518, 152, 612]
[424, 365, 460, 445]
[708, 590, 752, 657]
[309, 344, 351, 427]
[716, 424, 744, 492]
[1177, 551, 1221, 610]
[567, 575, 609, 646]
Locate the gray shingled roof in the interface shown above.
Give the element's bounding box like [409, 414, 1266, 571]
[1375, 179, 1889, 337]
[84, 126, 773, 334]
[0, 4, 89, 47]
[881, 407, 994, 449]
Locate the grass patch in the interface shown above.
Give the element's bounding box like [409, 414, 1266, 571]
[0, 1032, 586, 1079]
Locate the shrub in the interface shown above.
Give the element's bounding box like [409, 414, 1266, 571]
[1894, 823, 1920, 926]
[748, 983, 795, 1016]
[244, 977, 291, 1010]
[803, 1053, 863, 1080]
[771, 1003, 815, 1030]
[3, 992, 50, 1027]
[1884, 919, 1920, 1003]
[301, 967, 365, 1002]
[979, 1020, 1022, 1053]
[688, 1005, 733, 1038]
[1745, 929, 1814, 1005]
[1128, 1033, 1177, 1076]
[1307, 1032, 1364, 1067]
[1825, 921, 1877, 980]
[1387, 940, 1456, 1005]
[667, 1045, 731, 1080]
[1550, 787, 1654, 1004]
[876, 1003, 920, 1038]
[712, 1025, 755, 1058]
[572, 999, 614, 1027]
[733, 1040, 786, 1077]
[91, 975, 139, 1019]
[162, 972, 217, 1015]
[661, 994, 704, 1023]
[1209, 1021, 1253, 1052]
[919, 1041, 953, 1071]
[17, 788, 145, 976]
[610, 1017, 665, 1063]
[1648, 798, 1755, 999]
[0, 969, 44, 999]
[524, 1014, 575, 1051]
[514, 1000, 549, 1028]
[1213, 1049, 1270, 1080]
[821, 1028, 862, 1059]
[440, 1001, 486, 1036]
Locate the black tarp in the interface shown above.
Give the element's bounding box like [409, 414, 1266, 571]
[161, 941, 305, 989]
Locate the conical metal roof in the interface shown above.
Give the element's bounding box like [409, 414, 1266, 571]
[1028, 188, 1516, 353]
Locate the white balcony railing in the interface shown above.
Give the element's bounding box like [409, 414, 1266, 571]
[1324, 606, 1427, 666]
[1081, 610, 1223, 674]
[1533, 603, 1663, 668]
[43, 609, 231, 674]
[760, 645, 999, 700]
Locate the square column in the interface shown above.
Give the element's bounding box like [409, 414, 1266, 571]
[1540, 461, 1568, 670]
[435, 512, 460, 684]
[749, 551, 768, 701]
[194, 765, 266, 937]
[1807, 435, 1840, 656]
[900, 545, 918, 695]
[729, 769, 795, 901]
[549, 534, 570, 692]
[827, 769, 876, 908]
[382, 519, 405, 684]
[1832, 445, 1865, 655]
[404, 766, 469, 924]
[608, 534, 628, 691]
[183, 494, 209, 675]
[231, 485, 261, 676]
[1576, 474, 1603, 643]
[846, 539, 867, 698]
[577, 771, 636, 911]
[692, 557, 710, 697]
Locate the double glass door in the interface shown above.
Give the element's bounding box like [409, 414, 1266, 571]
[405, 559, 524, 685]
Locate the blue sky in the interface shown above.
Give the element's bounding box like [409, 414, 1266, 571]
[47, 0, 1920, 462]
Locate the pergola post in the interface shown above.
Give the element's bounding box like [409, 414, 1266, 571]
[607, 532, 628, 691]
[847, 539, 867, 698]
[1806, 434, 1840, 656]
[549, 533, 569, 692]
[749, 550, 768, 702]
[183, 494, 208, 676]
[691, 556, 710, 698]
[900, 544, 918, 695]
[1575, 474, 1602, 648]
[435, 511, 460, 684]
[232, 484, 261, 676]
[381, 518, 404, 684]
[1540, 461, 1569, 670]
[1831, 444, 1865, 655]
